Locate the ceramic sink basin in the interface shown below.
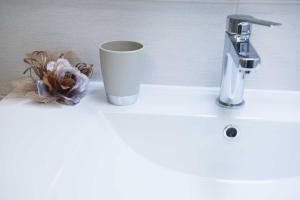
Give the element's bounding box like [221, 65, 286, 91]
[0, 82, 299, 200]
[105, 113, 300, 181]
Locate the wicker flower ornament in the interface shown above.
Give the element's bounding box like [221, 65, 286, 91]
[23, 51, 93, 105]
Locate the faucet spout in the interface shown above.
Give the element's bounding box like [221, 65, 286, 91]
[217, 33, 260, 108]
[235, 40, 261, 73]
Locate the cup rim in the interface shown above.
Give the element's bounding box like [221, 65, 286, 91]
[99, 40, 144, 54]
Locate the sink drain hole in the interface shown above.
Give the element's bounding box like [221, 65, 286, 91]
[224, 125, 239, 138]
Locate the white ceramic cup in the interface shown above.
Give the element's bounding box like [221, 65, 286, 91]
[99, 41, 144, 106]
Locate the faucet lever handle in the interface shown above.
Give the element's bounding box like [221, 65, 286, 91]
[226, 15, 281, 35]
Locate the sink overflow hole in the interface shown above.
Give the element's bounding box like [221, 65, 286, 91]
[224, 125, 239, 138]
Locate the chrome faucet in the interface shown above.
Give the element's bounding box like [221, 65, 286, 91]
[217, 15, 281, 108]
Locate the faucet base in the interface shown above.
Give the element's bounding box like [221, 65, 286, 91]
[216, 98, 245, 109]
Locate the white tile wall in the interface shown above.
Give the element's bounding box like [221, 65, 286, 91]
[0, 0, 299, 97]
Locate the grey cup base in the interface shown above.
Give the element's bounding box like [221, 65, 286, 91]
[106, 93, 138, 106]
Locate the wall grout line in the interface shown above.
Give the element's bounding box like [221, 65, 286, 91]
[143, 0, 300, 5]
[235, 0, 241, 14]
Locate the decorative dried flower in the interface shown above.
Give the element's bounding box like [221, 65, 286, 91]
[75, 63, 93, 78]
[23, 51, 93, 105]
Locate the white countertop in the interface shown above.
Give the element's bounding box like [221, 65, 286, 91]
[2, 82, 300, 122]
[0, 82, 300, 200]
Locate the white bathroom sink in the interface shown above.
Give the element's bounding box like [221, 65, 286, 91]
[0, 82, 299, 200]
[105, 113, 300, 181]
